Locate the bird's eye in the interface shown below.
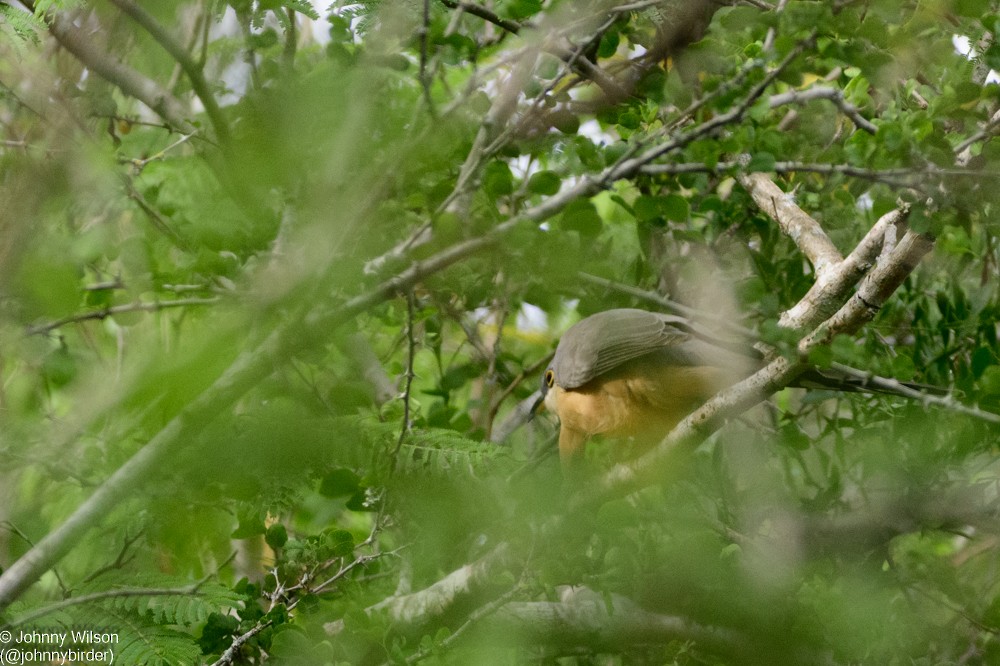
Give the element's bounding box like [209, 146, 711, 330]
[544, 369, 554, 388]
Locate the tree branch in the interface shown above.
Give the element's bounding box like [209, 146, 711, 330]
[324, 543, 517, 635]
[208, 620, 273, 666]
[34, 5, 197, 134]
[488, 587, 748, 655]
[767, 85, 877, 133]
[797, 230, 935, 348]
[105, 0, 231, 148]
[827, 362, 1000, 424]
[639, 159, 937, 187]
[26, 298, 219, 336]
[438, 0, 523, 35]
[778, 206, 909, 331]
[738, 171, 844, 278]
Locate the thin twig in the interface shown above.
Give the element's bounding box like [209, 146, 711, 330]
[767, 86, 877, 133]
[208, 620, 274, 666]
[829, 362, 1000, 424]
[26, 298, 219, 336]
[81, 530, 145, 583]
[638, 159, 948, 188]
[128, 132, 195, 170]
[438, 0, 523, 34]
[122, 178, 191, 250]
[391, 291, 417, 472]
[419, 0, 436, 114]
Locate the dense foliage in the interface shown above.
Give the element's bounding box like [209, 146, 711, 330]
[2, 0, 1000, 663]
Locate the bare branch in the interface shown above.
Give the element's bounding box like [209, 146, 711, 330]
[639, 159, 939, 187]
[26, 298, 219, 336]
[208, 620, 274, 666]
[738, 171, 844, 277]
[325, 543, 517, 635]
[827, 362, 1000, 425]
[105, 0, 231, 148]
[798, 230, 935, 349]
[37, 7, 196, 134]
[438, 0, 523, 35]
[489, 587, 748, 655]
[390, 291, 417, 473]
[779, 206, 909, 331]
[767, 86, 877, 133]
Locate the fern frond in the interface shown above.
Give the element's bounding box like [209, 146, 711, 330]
[0, 5, 44, 46]
[4, 572, 244, 666]
[395, 428, 507, 477]
[102, 604, 202, 666]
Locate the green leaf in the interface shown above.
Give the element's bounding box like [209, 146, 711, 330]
[979, 366, 1000, 396]
[617, 110, 641, 130]
[232, 512, 266, 539]
[972, 347, 995, 378]
[504, 0, 540, 20]
[633, 194, 689, 222]
[483, 160, 514, 197]
[661, 194, 690, 222]
[597, 30, 620, 59]
[197, 612, 240, 654]
[986, 42, 1000, 71]
[633, 196, 661, 222]
[953, 0, 991, 17]
[559, 199, 603, 236]
[325, 529, 355, 557]
[527, 170, 561, 195]
[319, 468, 362, 497]
[42, 347, 77, 387]
[549, 109, 580, 134]
[265, 523, 288, 550]
[746, 152, 776, 172]
[891, 354, 917, 381]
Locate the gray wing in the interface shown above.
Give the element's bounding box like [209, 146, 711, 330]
[552, 309, 712, 389]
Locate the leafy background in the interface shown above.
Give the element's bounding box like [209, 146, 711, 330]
[1, 0, 1000, 664]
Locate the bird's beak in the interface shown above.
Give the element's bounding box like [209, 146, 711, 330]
[528, 391, 545, 420]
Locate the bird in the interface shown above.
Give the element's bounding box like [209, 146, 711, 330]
[532, 308, 938, 468]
